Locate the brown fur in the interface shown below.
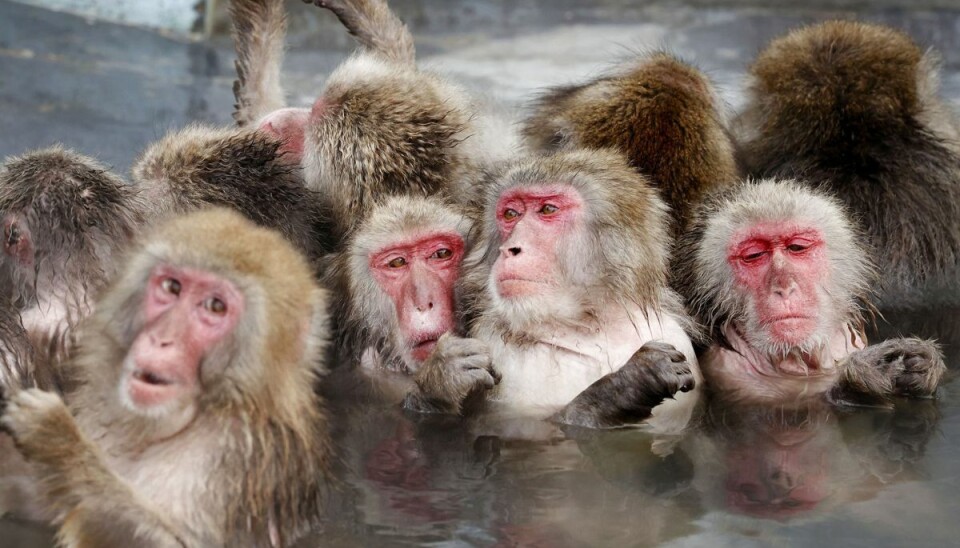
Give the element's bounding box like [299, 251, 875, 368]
[2, 209, 331, 546]
[0, 147, 143, 389]
[737, 21, 960, 309]
[231, 0, 289, 126]
[307, 0, 416, 65]
[302, 54, 473, 236]
[229, 0, 497, 238]
[132, 124, 338, 258]
[522, 53, 739, 233]
[0, 306, 32, 389]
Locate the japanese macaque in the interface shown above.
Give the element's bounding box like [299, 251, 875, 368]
[464, 150, 700, 429]
[0, 147, 142, 387]
[328, 195, 497, 415]
[1, 209, 331, 547]
[522, 52, 738, 233]
[736, 21, 960, 309]
[132, 124, 336, 258]
[231, 0, 511, 234]
[674, 179, 946, 405]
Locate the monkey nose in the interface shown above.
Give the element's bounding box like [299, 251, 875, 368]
[499, 246, 522, 257]
[416, 302, 434, 312]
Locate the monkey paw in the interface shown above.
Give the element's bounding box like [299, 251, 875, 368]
[553, 342, 695, 429]
[620, 341, 696, 401]
[1, 388, 74, 458]
[873, 338, 946, 398]
[405, 334, 499, 415]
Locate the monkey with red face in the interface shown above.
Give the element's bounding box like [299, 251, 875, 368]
[737, 21, 960, 310]
[675, 180, 945, 405]
[329, 195, 498, 415]
[463, 150, 700, 429]
[1, 209, 331, 546]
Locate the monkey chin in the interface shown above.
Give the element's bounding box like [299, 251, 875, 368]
[766, 317, 818, 347]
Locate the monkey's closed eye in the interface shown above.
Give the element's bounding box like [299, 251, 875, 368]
[502, 208, 520, 221]
[742, 252, 767, 263]
[161, 278, 182, 296]
[204, 298, 227, 315]
[786, 244, 809, 253]
[387, 257, 407, 268]
[430, 248, 452, 260]
[539, 204, 559, 215]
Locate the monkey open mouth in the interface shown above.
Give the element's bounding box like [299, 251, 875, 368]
[132, 369, 175, 387]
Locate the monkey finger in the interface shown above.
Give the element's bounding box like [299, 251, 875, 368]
[457, 354, 493, 374]
[465, 368, 498, 390]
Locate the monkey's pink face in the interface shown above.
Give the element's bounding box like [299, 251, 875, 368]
[370, 232, 464, 363]
[728, 223, 827, 346]
[124, 265, 244, 410]
[2, 213, 33, 268]
[257, 107, 310, 163]
[493, 185, 583, 299]
[723, 432, 829, 520]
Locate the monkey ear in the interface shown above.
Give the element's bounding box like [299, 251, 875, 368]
[257, 108, 309, 163]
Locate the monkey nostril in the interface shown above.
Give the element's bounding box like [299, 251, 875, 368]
[508, 247, 521, 256]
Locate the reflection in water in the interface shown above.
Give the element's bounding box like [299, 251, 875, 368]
[289, 389, 944, 546]
[0, 363, 953, 546]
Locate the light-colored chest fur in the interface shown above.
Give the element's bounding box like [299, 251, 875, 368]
[479, 306, 700, 414]
[78, 416, 224, 542]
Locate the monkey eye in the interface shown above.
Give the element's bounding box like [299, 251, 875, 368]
[786, 243, 810, 253]
[502, 208, 520, 221]
[387, 257, 407, 268]
[538, 204, 559, 215]
[204, 297, 227, 316]
[161, 278, 182, 296]
[431, 248, 453, 260]
[741, 251, 767, 263]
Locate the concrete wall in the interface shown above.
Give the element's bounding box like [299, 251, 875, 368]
[11, 0, 204, 33]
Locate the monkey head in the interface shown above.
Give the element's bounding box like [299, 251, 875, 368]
[77, 208, 328, 436]
[744, 21, 930, 157]
[469, 150, 671, 333]
[682, 180, 872, 365]
[256, 53, 471, 232]
[0, 147, 141, 310]
[348, 195, 470, 370]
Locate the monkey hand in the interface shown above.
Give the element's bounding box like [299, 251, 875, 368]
[842, 338, 946, 401]
[553, 341, 695, 429]
[403, 334, 500, 415]
[0, 388, 80, 465]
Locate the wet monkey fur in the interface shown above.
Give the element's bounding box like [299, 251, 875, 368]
[675, 180, 946, 406]
[230, 0, 495, 233]
[464, 150, 701, 429]
[1, 209, 331, 547]
[0, 147, 142, 388]
[737, 21, 960, 309]
[523, 52, 738, 233]
[132, 124, 336, 259]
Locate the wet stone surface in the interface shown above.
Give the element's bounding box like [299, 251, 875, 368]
[2, 0, 960, 546]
